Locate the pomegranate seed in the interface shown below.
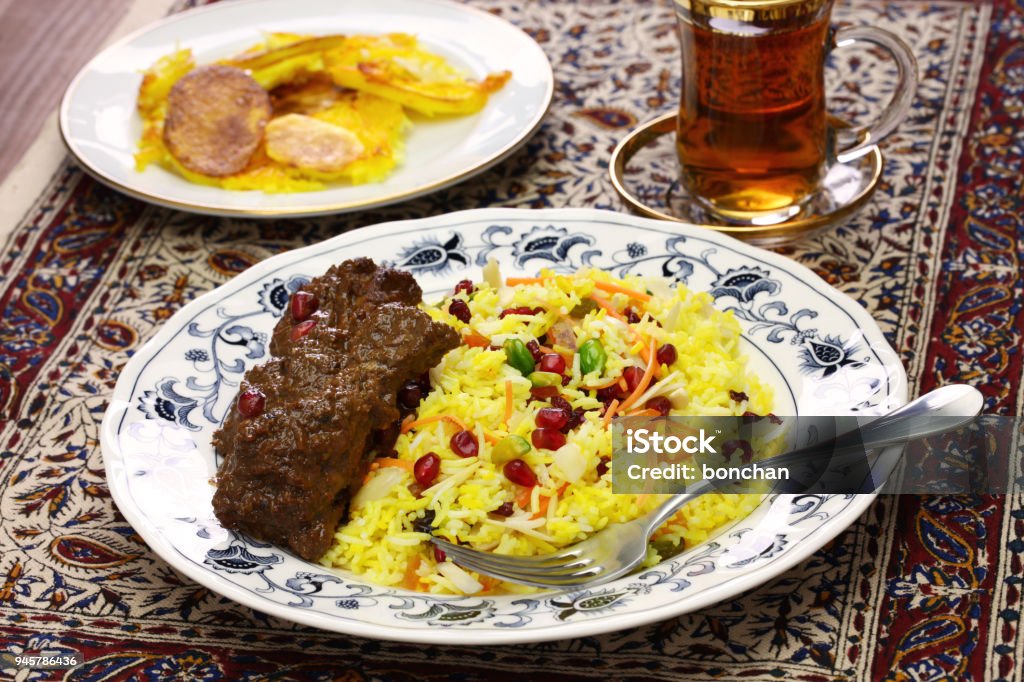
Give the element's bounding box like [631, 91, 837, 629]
[525, 340, 543, 362]
[504, 459, 538, 487]
[623, 366, 645, 393]
[450, 430, 479, 458]
[289, 291, 318, 322]
[596, 385, 623, 402]
[596, 457, 610, 477]
[539, 353, 566, 374]
[493, 501, 515, 516]
[535, 407, 569, 430]
[237, 388, 265, 418]
[397, 382, 424, 410]
[656, 343, 678, 366]
[561, 375, 571, 386]
[624, 307, 641, 324]
[454, 279, 474, 296]
[531, 428, 566, 451]
[290, 319, 317, 341]
[448, 299, 471, 323]
[413, 452, 441, 486]
[645, 396, 672, 416]
[434, 546, 447, 563]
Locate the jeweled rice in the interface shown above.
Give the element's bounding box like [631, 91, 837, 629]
[320, 267, 773, 595]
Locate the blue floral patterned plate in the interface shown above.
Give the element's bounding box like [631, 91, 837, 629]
[101, 208, 907, 643]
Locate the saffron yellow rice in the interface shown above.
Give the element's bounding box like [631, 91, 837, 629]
[320, 267, 773, 595]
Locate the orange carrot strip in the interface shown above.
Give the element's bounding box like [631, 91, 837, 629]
[594, 280, 652, 302]
[463, 331, 491, 348]
[619, 340, 659, 413]
[591, 295, 627, 322]
[592, 295, 652, 363]
[478, 574, 501, 594]
[506, 276, 548, 286]
[483, 430, 502, 445]
[515, 486, 533, 510]
[533, 495, 551, 519]
[602, 399, 620, 428]
[582, 375, 623, 391]
[402, 555, 421, 589]
[618, 377, 628, 393]
[626, 408, 661, 417]
[637, 340, 652, 365]
[400, 414, 470, 434]
[504, 380, 514, 426]
[373, 457, 414, 473]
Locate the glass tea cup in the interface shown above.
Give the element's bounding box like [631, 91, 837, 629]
[674, 0, 917, 225]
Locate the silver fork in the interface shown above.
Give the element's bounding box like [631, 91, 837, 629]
[431, 384, 984, 589]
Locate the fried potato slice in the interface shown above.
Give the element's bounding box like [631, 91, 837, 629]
[324, 33, 510, 116]
[163, 65, 271, 177]
[221, 34, 349, 90]
[222, 34, 347, 72]
[270, 72, 350, 116]
[264, 114, 365, 172]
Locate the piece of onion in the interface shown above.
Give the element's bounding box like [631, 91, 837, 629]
[552, 442, 586, 483]
[438, 561, 484, 594]
[642, 275, 674, 301]
[351, 467, 406, 509]
[663, 302, 682, 330]
[482, 257, 502, 290]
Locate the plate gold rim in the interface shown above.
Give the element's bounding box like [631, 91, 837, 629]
[608, 111, 884, 242]
[57, 0, 555, 218]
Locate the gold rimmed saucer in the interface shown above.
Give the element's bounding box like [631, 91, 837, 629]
[609, 112, 884, 246]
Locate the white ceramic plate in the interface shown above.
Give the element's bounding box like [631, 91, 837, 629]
[101, 208, 907, 643]
[59, 0, 553, 217]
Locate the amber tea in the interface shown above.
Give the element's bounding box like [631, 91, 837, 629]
[672, 0, 917, 225]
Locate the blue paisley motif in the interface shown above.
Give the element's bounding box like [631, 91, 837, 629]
[138, 377, 200, 430]
[204, 543, 282, 574]
[388, 233, 469, 274]
[798, 335, 864, 377]
[709, 267, 781, 303]
[258, 275, 309, 316]
[477, 224, 598, 270]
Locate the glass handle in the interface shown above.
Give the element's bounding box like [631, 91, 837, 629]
[831, 26, 918, 164]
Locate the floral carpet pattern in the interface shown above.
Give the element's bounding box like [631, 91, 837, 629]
[0, 0, 1021, 680]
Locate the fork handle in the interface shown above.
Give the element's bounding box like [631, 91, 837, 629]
[639, 385, 984, 534]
